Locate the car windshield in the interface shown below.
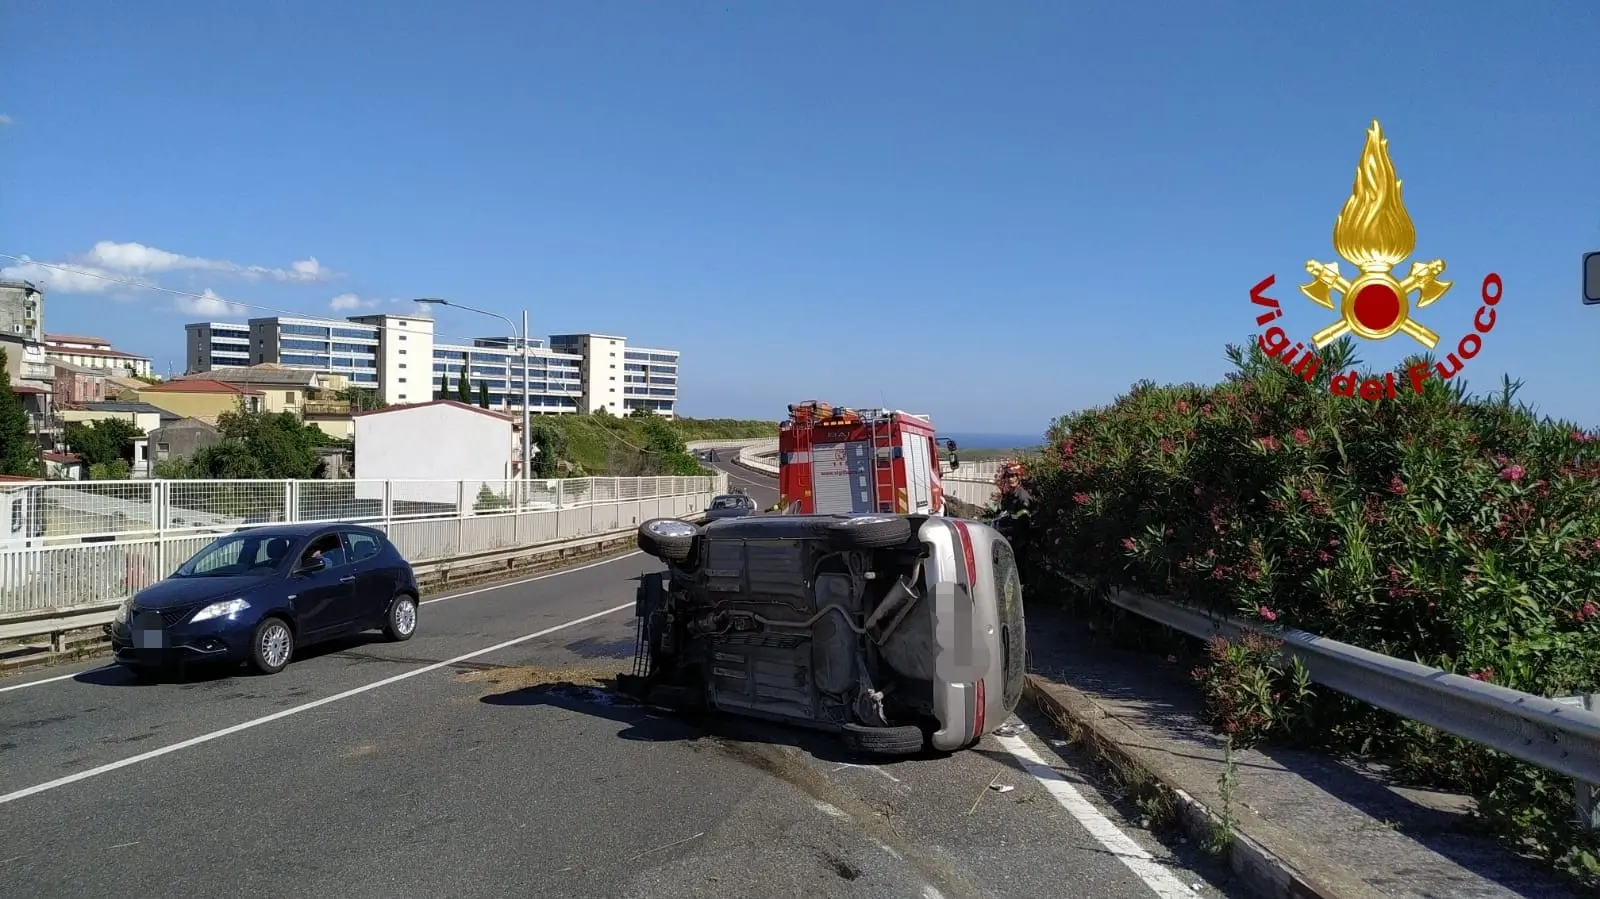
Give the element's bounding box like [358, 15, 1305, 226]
[711, 496, 741, 508]
[173, 533, 295, 578]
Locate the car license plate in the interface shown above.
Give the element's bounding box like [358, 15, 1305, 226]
[133, 628, 165, 649]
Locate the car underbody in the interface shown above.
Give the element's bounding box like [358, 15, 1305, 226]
[618, 513, 1025, 756]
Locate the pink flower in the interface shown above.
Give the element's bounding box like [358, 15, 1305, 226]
[1469, 667, 1495, 682]
[1257, 605, 1278, 622]
[1176, 401, 1190, 414]
[1389, 476, 1407, 495]
[1258, 436, 1280, 451]
[1073, 493, 1091, 506]
[1121, 537, 1137, 551]
[1578, 602, 1599, 622]
[1292, 428, 1310, 446]
[1500, 464, 1526, 483]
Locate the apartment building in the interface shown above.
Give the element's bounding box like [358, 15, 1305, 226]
[184, 314, 679, 416]
[549, 333, 679, 419]
[44, 333, 154, 378]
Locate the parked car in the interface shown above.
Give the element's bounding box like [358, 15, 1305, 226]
[703, 492, 759, 520]
[107, 523, 420, 679]
[617, 512, 1026, 755]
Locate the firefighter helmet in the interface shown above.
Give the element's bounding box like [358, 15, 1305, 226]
[995, 461, 1025, 492]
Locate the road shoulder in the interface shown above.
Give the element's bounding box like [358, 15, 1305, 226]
[1024, 601, 1577, 899]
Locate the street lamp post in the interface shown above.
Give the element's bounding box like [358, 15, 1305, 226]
[413, 298, 531, 488]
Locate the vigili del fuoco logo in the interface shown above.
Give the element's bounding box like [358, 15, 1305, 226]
[1248, 120, 1503, 401]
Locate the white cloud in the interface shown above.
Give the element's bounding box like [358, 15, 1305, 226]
[173, 288, 249, 318]
[329, 292, 378, 311]
[0, 257, 146, 294]
[83, 241, 333, 283]
[0, 114, 12, 126]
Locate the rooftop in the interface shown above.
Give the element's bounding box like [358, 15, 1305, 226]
[139, 378, 263, 396]
[46, 344, 150, 361]
[175, 364, 320, 388]
[76, 401, 180, 418]
[45, 334, 110, 347]
[352, 399, 513, 422]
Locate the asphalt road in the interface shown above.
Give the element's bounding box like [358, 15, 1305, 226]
[0, 447, 1233, 898]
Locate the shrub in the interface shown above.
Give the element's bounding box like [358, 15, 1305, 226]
[1022, 336, 1600, 882]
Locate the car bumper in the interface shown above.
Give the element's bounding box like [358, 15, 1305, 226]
[108, 618, 254, 668]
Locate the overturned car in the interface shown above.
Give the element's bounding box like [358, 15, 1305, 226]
[617, 512, 1026, 755]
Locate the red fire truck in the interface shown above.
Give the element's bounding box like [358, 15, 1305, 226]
[777, 401, 947, 516]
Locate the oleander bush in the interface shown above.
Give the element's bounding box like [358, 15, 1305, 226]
[1022, 336, 1600, 883]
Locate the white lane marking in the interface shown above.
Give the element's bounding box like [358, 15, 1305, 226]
[0, 551, 646, 694]
[418, 551, 643, 607]
[812, 800, 850, 820]
[0, 601, 636, 807]
[830, 762, 901, 784]
[994, 734, 1197, 899]
[0, 668, 111, 694]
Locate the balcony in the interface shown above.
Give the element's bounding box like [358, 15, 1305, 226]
[302, 400, 353, 416]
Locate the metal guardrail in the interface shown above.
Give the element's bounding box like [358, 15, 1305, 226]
[1096, 586, 1600, 808]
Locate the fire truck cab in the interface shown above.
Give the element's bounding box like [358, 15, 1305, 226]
[777, 401, 946, 516]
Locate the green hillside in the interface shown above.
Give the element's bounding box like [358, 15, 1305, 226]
[536, 413, 776, 476]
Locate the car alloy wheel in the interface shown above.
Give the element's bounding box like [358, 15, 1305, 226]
[392, 597, 417, 636]
[259, 621, 293, 669]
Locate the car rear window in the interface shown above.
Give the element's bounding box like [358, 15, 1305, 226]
[992, 539, 1025, 710]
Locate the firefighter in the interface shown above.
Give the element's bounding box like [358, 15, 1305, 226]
[992, 462, 1035, 574]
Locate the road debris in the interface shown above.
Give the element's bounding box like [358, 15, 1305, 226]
[990, 783, 1015, 794]
[994, 722, 1028, 737]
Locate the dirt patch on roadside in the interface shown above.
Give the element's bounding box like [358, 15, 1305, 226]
[455, 661, 628, 693]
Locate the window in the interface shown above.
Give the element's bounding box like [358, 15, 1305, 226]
[399, 334, 407, 340]
[397, 394, 406, 400]
[398, 363, 407, 369]
[398, 349, 407, 354]
[398, 377, 407, 383]
[344, 530, 381, 562]
[284, 392, 296, 403]
[300, 533, 345, 569]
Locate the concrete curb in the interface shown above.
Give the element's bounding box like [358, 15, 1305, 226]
[1023, 673, 1363, 899]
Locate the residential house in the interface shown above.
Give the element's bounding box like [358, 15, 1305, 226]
[352, 400, 521, 506]
[57, 401, 179, 479]
[44, 334, 154, 379]
[104, 375, 150, 401]
[147, 417, 222, 468]
[175, 363, 356, 438]
[51, 360, 107, 405]
[41, 451, 86, 480]
[135, 379, 263, 424]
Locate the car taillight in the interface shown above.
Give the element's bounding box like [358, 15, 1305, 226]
[973, 677, 986, 739]
[949, 519, 977, 585]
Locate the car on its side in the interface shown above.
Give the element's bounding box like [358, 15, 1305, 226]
[703, 492, 759, 520]
[107, 523, 420, 679]
[618, 512, 1026, 755]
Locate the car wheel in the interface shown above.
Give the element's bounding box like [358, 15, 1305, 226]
[383, 594, 418, 642]
[826, 515, 913, 550]
[248, 617, 295, 675]
[840, 722, 926, 756]
[637, 518, 699, 564]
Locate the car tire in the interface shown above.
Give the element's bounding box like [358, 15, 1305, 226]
[248, 617, 295, 675]
[383, 594, 418, 642]
[826, 515, 913, 550]
[840, 722, 926, 755]
[637, 518, 699, 564]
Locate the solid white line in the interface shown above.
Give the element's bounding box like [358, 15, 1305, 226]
[0, 600, 637, 807]
[0, 550, 646, 695]
[418, 550, 643, 607]
[994, 734, 1196, 899]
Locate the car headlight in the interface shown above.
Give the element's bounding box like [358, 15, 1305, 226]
[190, 598, 251, 622]
[112, 599, 132, 625]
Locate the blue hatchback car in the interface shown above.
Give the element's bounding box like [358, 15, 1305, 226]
[108, 523, 421, 678]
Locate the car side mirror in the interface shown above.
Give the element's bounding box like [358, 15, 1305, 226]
[948, 453, 960, 470]
[296, 556, 327, 575]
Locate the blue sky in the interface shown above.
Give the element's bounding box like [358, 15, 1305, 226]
[1, 1, 1595, 435]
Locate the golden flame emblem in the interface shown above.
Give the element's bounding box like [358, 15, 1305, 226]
[1299, 120, 1452, 349]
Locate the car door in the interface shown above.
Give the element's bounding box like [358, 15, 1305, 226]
[339, 529, 391, 622]
[287, 531, 357, 640]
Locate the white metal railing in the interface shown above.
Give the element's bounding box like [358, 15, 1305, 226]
[0, 475, 727, 620]
[0, 476, 722, 545]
